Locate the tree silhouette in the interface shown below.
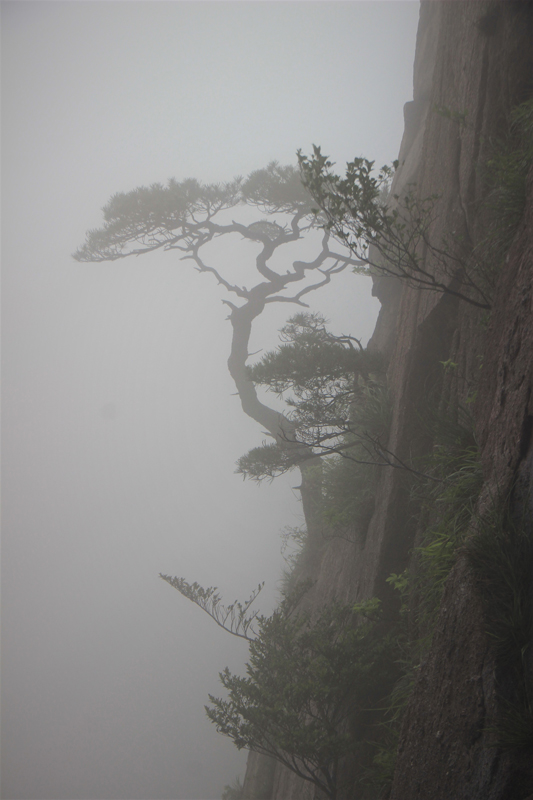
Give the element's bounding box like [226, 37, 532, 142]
[74, 162, 363, 470]
[160, 572, 399, 800]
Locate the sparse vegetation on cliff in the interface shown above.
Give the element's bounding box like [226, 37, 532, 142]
[205, 597, 400, 800]
[71, 2, 533, 796]
[298, 147, 494, 310]
[481, 98, 533, 268]
[372, 449, 533, 790]
[237, 312, 389, 482]
[367, 418, 484, 790]
[162, 569, 401, 800]
[74, 163, 368, 502]
[298, 100, 533, 323]
[408, 416, 483, 643]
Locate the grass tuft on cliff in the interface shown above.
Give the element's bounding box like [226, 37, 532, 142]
[477, 97, 533, 280]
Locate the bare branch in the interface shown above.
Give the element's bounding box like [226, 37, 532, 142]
[265, 270, 332, 305]
[160, 574, 264, 641]
[181, 250, 249, 298]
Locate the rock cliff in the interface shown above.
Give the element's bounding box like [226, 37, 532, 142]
[241, 2, 533, 798]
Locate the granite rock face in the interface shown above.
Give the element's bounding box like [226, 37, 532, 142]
[242, 3, 533, 797]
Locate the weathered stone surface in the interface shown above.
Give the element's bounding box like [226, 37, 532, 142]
[241, 2, 533, 797]
[389, 2, 533, 797]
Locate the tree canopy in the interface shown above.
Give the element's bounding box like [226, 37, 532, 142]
[298, 146, 492, 309]
[161, 573, 400, 800]
[74, 162, 364, 474]
[77, 161, 397, 797]
[74, 162, 312, 264]
[237, 311, 388, 481]
[76, 159, 422, 797]
[206, 597, 400, 800]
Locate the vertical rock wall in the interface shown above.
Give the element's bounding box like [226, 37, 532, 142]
[387, 2, 533, 798]
[241, 2, 533, 797]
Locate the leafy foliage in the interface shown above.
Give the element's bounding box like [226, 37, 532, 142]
[279, 525, 308, 571]
[74, 177, 244, 262]
[206, 598, 400, 800]
[409, 433, 483, 646]
[241, 161, 313, 213]
[160, 575, 264, 641]
[371, 420, 483, 789]
[162, 570, 401, 799]
[235, 441, 303, 482]
[245, 312, 373, 395]
[238, 312, 388, 482]
[74, 162, 317, 263]
[298, 146, 493, 309]
[75, 162, 365, 495]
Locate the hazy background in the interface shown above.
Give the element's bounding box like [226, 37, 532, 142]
[1, 2, 419, 798]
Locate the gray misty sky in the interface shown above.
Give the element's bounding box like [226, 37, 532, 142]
[1, 2, 419, 799]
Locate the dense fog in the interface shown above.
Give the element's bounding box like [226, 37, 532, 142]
[1, 2, 419, 798]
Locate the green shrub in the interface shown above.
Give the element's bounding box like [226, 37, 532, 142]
[412, 439, 483, 644]
[237, 313, 389, 482]
[207, 598, 401, 800]
[236, 441, 303, 482]
[298, 147, 492, 309]
[371, 424, 483, 789]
